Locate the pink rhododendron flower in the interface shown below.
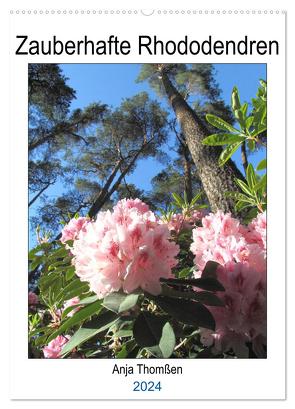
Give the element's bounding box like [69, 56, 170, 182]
[71, 199, 179, 297]
[199, 262, 266, 358]
[28, 291, 38, 305]
[190, 211, 266, 273]
[191, 211, 267, 357]
[42, 335, 69, 358]
[61, 217, 90, 244]
[243, 211, 267, 250]
[113, 198, 150, 215]
[162, 209, 205, 234]
[63, 296, 81, 317]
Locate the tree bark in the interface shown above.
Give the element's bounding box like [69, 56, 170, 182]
[183, 145, 193, 202]
[88, 160, 122, 217]
[160, 70, 245, 214]
[241, 141, 248, 174]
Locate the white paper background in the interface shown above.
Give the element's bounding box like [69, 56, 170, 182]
[6, 3, 286, 401]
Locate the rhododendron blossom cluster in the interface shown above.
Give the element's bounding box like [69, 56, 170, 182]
[42, 335, 69, 358]
[60, 216, 90, 243]
[69, 199, 179, 297]
[191, 211, 267, 357]
[199, 261, 266, 357]
[191, 211, 266, 273]
[163, 209, 205, 234]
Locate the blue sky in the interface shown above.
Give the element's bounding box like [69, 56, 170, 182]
[59, 63, 266, 188]
[29, 63, 266, 246]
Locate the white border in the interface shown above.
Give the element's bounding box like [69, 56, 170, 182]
[7, 4, 285, 401]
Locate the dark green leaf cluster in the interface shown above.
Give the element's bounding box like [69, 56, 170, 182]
[203, 81, 267, 166]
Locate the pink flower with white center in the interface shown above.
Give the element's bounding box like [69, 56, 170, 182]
[28, 291, 39, 305]
[60, 217, 90, 244]
[71, 199, 179, 298]
[42, 335, 70, 358]
[63, 296, 81, 317]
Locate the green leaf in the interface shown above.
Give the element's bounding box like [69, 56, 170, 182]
[78, 295, 99, 304]
[219, 142, 242, 166]
[206, 114, 238, 133]
[234, 109, 245, 128]
[246, 164, 257, 190]
[247, 139, 256, 152]
[245, 116, 254, 130]
[171, 192, 184, 207]
[158, 322, 176, 358]
[254, 174, 267, 192]
[47, 299, 103, 342]
[241, 103, 248, 117]
[202, 133, 245, 146]
[231, 86, 241, 111]
[251, 125, 267, 138]
[160, 277, 225, 292]
[225, 191, 256, 203]
[155, 297, 216, 330]
[34, 334, 48, 347]
[48, 246, 68, 260]
[235, 178, 255, 197]
[256, 158, 267, 171]
[133, 311, 167, 347]
[235, 201, 254, 212]
[177, 267, 192, 279]
[116, 339, 137, 358]
[193, 291, 224, 307]
[190, 191, 203, 206]
[56, 278, 89, 303]
[133, 312, 175, 358]
[103, 292, 140, 314]
[160, 285, 224, 306]
[61, 295, 99, 319]
[201, 261, 221, 279]
[183, 190, 188, 205]
[61, 310, 118, 356]
[65, 266, 76, 281]
[113, 329, 133, 339]
[30, 256, 43, 270]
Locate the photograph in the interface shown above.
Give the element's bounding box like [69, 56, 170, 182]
[28, 63, 267, 360]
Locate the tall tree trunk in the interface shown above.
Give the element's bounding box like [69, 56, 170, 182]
[160, 70, 245, 214]
[88, 146, 145, 217]
[183, 145, 193, 202]
[241, 141, 248, 174]
[88, 160, 122, 217]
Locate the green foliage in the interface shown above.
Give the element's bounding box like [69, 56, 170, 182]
[225, 163, 267, 218]
[154, 296, 216, 330]
[133, 312, 175, 358]
[61, 311, 119, 356]
[137, 63, 221, 101]
[103, 293, 140, 314]
[203, 81, 267, 166]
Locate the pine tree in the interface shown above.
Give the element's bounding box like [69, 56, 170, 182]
[137, 64, 245, 214]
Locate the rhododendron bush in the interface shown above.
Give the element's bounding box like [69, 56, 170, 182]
[28, 196, 266, 359]
[28, 83, 267, 359]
